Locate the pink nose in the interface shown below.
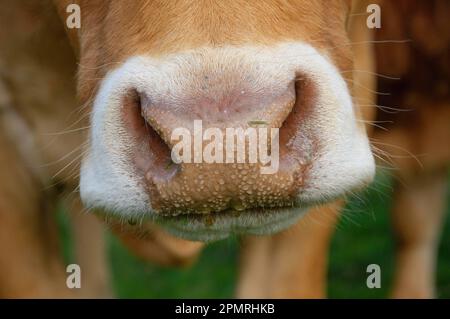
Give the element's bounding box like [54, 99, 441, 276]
[140, 80, 296, 149]
[121, 73, 313, 216]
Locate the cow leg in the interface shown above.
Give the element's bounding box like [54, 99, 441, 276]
[391, 170, 448, 298]
[69, 195, 203, 294]
[235, 235, 272, 298]
[110, 221, 204, 268]
[66, 194, 112, 297]
[236, 201, 342, 298]
[0, 133, 73, 297]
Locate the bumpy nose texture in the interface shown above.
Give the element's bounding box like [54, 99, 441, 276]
[134, 74, 306, 216]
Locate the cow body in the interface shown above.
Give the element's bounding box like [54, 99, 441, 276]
[0, 0, 448, 298]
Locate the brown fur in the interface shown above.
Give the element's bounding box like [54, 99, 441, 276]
[372, 0, 450, 297]
[53, 0, 353, 108]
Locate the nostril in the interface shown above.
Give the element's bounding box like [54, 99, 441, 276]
[279, 77, 315, 156]
[121, 90, 179, 186]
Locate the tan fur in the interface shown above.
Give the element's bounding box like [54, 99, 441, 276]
[0, 0, 203, 297]
[237, 202, 342, 298]
[53, 0, 354, 110]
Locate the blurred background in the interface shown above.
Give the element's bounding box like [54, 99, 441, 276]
[57, 172, 450, 298]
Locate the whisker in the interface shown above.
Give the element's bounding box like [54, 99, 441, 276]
[358, 104, 412, 114]
[361, 121, 390, 131]
[42, 126, 90, 136]
[345, 78, 391, 96]
[39, 142, 86, 167]
[51, 151, 85, 180]
[370, 139, 425, 168]
[340, 69, 401, 80]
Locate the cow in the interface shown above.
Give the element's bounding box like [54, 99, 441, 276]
[0, 0, 448, 298]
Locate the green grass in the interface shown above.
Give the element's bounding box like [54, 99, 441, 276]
[58, 173, 450, 298]
[108, 236, 239, 298]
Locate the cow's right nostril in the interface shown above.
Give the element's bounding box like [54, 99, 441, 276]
[121, 91, 179, 186]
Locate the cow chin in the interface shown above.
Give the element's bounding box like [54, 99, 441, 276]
[79, 42, 375, 241]
[151, 207, 308, 241]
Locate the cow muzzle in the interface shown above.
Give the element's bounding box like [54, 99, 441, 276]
[80, 44, 375, 240]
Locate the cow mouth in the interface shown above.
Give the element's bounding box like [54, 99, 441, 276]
[150, 205, 307, 241]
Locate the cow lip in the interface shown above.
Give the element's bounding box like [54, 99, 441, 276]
[150, 195, 299, 217]
[150, 205, 307, 241]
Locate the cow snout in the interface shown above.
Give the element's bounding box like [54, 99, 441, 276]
[124, 74, 308, 216]
[80, 45, 375, 240]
